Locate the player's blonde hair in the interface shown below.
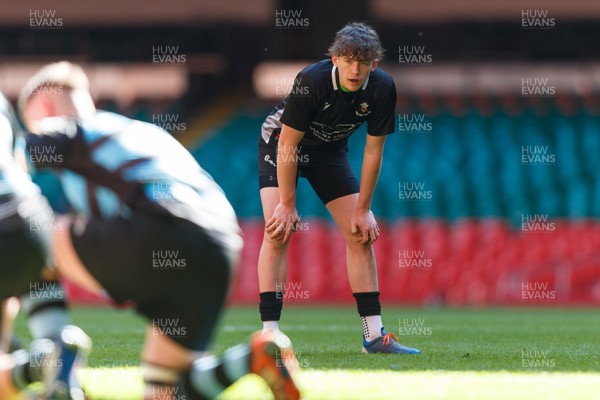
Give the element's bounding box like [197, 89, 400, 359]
[327, 22, 384, 62]
[18, 61, 89, 113]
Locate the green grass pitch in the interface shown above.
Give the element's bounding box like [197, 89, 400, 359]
[13, 306, 600, 399]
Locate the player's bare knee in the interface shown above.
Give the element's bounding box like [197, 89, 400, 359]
[346, 238, 372, 251]
[262, 232, 289, 251]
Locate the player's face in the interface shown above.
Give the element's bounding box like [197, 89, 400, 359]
[21, 93, 50, 132]
[332, 56, 378, 92]
[22, 88, 85, 132]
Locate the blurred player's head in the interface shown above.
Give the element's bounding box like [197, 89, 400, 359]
[18, 61, 95, 132]
[327, 22, 384, 92]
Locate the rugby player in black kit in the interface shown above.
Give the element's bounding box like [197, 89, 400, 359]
[257, 22, 421, 355]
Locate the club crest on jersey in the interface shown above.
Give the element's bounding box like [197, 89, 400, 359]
[356, 102, 371, 117]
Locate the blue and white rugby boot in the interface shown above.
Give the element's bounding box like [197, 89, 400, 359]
[362, 328, 421, 355]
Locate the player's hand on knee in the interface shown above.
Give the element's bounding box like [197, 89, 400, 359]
[351, 209, 380, 245]
[266, 203, 300, 245]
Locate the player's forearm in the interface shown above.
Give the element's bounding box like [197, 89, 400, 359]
[356, 151, 383, 212]
[276, 141, 299, 207]
[276, 125, 304, 207]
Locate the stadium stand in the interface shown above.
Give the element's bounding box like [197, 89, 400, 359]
[188, 93, 600, 306]
[49, 92, 600, 307]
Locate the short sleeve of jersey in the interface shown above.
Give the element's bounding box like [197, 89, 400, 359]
[367, 80, 397, 136]
[279, 72, 318, 132]
[25, 117, 79, 170]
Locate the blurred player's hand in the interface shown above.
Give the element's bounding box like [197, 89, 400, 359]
[266, 203, 300, 245]
[351, 209, 380, 245]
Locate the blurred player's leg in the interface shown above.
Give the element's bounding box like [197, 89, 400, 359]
[0, 354, 21, 399]
[52, 211, 299, 399]
[144, 323, 288, 400]
[0, 198, 88, 395]
[0, 298, 19, 354]
[143, 325, 298, 400]
[257, 187, 290, 333]
[326, 193, 420, 354]
[0, 328, 89, 400]
[179, 330, 300, 400]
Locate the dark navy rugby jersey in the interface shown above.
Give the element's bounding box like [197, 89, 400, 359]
[25, 111, 242, 248]
[261, 59, 396, 147]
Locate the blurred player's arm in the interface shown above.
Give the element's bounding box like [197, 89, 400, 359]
[265, 124, 304, 244]
[352, 134, 386, 244]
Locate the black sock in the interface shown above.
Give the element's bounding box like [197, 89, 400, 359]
[353, 292, 381, 317]
[259, 291, 284, 321]
[353, 292, 383, 340]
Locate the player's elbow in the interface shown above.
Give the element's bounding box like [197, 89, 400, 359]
[279, 125, 304, 148]
[363, 146, 384, 159]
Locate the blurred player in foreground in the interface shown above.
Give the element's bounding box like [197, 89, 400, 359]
[18, 62, 301, 399]
[0, 91, 90, 399]
[258, 22, 420, 354]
